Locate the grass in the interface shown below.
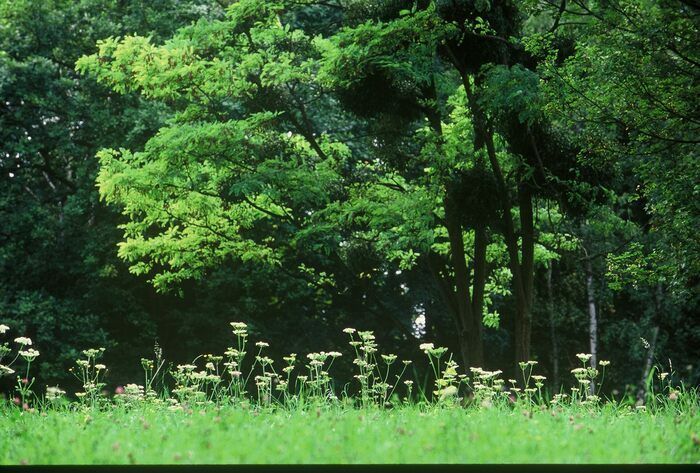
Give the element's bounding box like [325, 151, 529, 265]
[2, 323, 699, 464]
[1, 403, 699, 464]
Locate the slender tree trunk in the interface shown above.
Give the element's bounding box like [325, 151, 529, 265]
[444, 207, 485, 369]
[515, 184, 535, 363]
[637, 326, 659, 403]
[637, 284, 663, 402]
[546, 260, 560, 387]
[585, 257, 598, 395]
[422, 72, 487, 370]
[461, 75, 536, 366]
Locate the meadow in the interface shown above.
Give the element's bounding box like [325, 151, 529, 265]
[1, 402, 699, 464]
[1, 322, 698, 464]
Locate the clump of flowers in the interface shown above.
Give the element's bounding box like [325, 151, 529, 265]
[71, 348, 107, 408]
[421, 343, 461, 405]
[569, 354, 607, 404]
[224, 322, 249, 402]
[0, 327, 41, 409]
[346, 329, 378, 407]
[45, 386, 66, 405]
[344, 329, 411, 408]
[0, 321, 653, 415]
[469, 367, 507, 407]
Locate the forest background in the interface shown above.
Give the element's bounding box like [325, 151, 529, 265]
[0, 0, 698, 399]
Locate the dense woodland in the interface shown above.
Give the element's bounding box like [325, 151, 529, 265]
[1, 0, 698, 398]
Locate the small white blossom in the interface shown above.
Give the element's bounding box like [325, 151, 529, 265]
[19, 348, 39, 360]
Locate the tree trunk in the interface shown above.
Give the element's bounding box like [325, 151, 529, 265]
[637, 325, 659, 403]
[514, 184, 535, 363]
[444, 206, 485, 369]
[585, 257, 598, 395]
[636, 284, 663, 402]
[422, 72, 487, 370]
[546, 260, 560, 387]
[461, 75, 536, 366]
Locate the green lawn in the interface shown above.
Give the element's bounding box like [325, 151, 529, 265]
[1, 404, 698, 464]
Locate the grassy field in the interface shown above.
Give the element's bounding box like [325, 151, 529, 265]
[1, 403, 698, 464]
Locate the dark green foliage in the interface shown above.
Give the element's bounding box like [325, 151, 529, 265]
[0, 0, 697, 397]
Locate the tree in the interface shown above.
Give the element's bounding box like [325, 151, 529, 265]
[0, 0, 227, 384]
[537, 0, 700, 288]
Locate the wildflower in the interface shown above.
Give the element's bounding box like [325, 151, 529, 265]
[82, 348, 103, 357]
[518, 362, 528, 370]
[230, 322, 247, 329]
[438, 385, 458, 400]
[205, 362, 215, 370]
[404, 380, 413, 386]
[342, 328, 356, 334]
[95, 364, 106, 370]
[531, 375, 546, 381]
[358, 331, 375, 341]
[14, 337, 32, 346]
[419, 343, 434, 352]
[46, 386, 65, 401]
[576, 353, 592, 363]
[508, 379, 517, 385]
[0, 364, 14, 375]
[599, 360, 610, 366]
[327, 351, 342, 358]
[669, 391, 678, 401]
[381, 354, 397, 364]
[659, 372, 669, 381]
[307, 352, 327, 362]
[527, 361, 538, 366]
[0, 324, 9, 334]
[255, 341, 269, 348]
[402, 360, 412, 365]
[115, 386, 125, 394]
[19, 348, 39, 360]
